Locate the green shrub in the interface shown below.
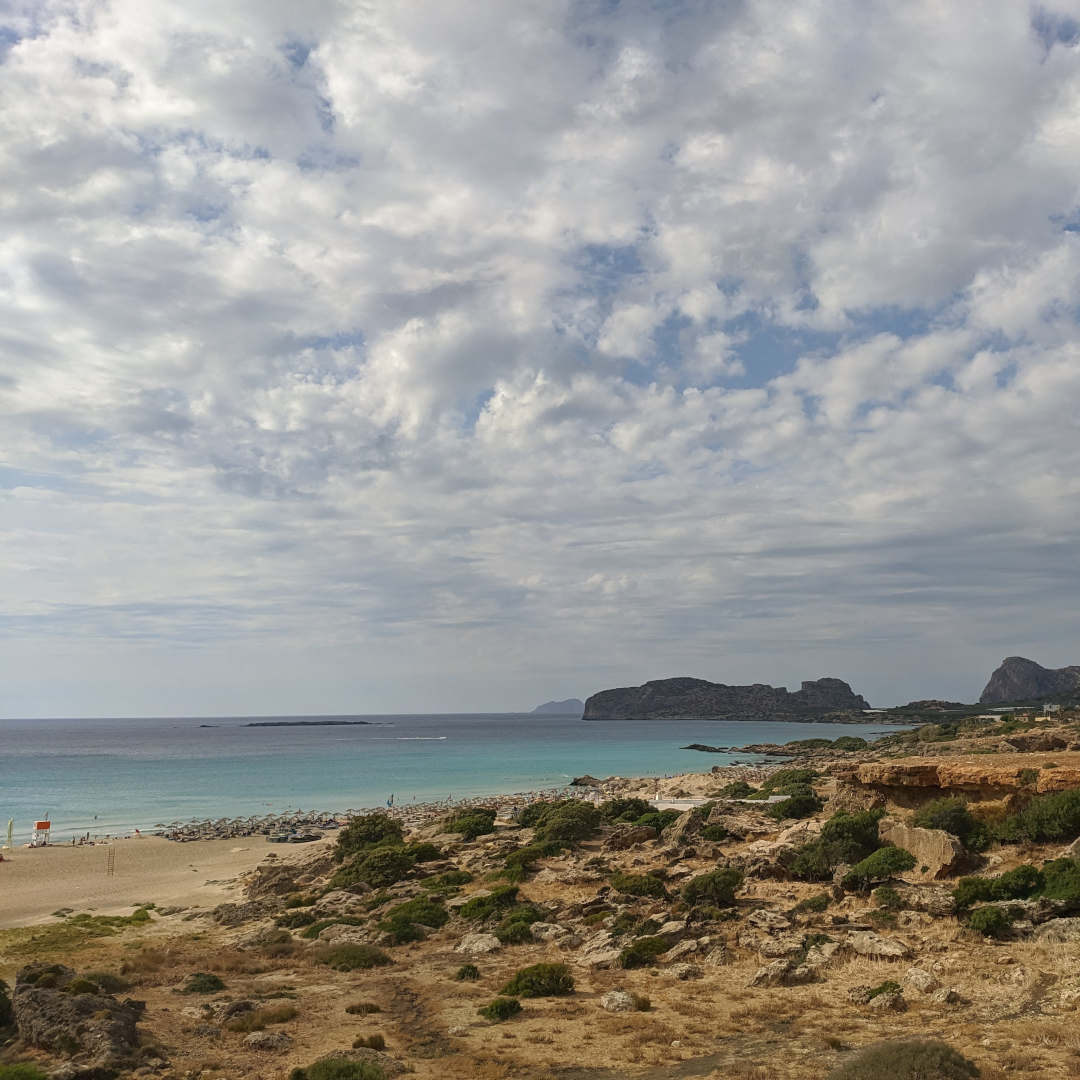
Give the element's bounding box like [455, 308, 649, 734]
[841, 846, 916, 892]
[331, 847, 415, 890]
[952, 877, 993, 910]
[312, 944, 391, 971]
[0, 1068, 50, 1080]
[499, 962, 574, 997]
[495, 906, 546, 945]
[378, 916, 425, 944]
[997, 788, 1080, 844]
[617, 936, 670, 969]
[81, 971, 129, 994]
[285, 892, 318, 908]
[967, 906, 1012, 938]
[517, 802, 555, 828]
[873, 886, 903, 911]
[404, 842, 442, 863]
[832, 736, 869, 752]
[793, 892, 831, 914]
[699, 824, 728, 841]
[334, 813, 404, 862]
[767, 792, 824, 821]
[455, 964, 480, 981]
[289, 1057, 385, 1080]
[599, 797, 654, 822]
[787, 810, 884, 881]
[631, 809, 681, 832]
[753, 768, 819, 797]
[826, 1039, 979, 1080]
[479, 997, 522, 1021]
[610, 872, 668, 899]
[535, 800, 601, 843]
[421, 869, 473, 892]
[352, 1034, 385, 1050]
[444, 807, 497, 840]
[681, 868, 742, 906]
[380, 896, 448, 930]
[1041, 857, 1080, 904]
[912, 798, 990, 851]
[183, 972, 225, 994]
[459, 884, 519, 920]
[504, 841, 565, 877]
[990, 865, 1044, 899]
[717, 780, 755, 798]
[866, 979, 901, 1000]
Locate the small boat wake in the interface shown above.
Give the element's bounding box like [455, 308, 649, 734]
[397, 736, 448, 741]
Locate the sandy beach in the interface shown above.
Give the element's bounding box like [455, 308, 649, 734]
[0, 834, 332, 930]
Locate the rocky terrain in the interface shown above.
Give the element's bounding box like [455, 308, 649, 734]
[582, 676, 870, 720]
[6, 710, 1080, 1079]
[980, 657, 1080, 705]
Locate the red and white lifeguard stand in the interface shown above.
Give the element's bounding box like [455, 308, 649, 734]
[31, 818, 51, 847]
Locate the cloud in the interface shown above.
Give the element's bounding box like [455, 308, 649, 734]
[1, 0, 1079, 715]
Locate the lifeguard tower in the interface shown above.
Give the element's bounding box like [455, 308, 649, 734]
[31, 817, 51, 847]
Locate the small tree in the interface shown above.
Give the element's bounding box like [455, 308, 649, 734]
[682, 868, 742, 907]
[827, 1039, 979, 1080]
[333, 813, 403, 862]
[841, 846, 916, 892]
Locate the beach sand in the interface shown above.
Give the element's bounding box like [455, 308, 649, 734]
[0, 835, 330, 930]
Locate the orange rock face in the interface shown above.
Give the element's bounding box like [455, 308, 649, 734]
[848, 753, 1080, 797]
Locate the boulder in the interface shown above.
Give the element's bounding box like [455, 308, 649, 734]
[211, 899, 280, 926]
[846, 931, 910, 959]
[1035, 917, 1080, 943]
[931, 987, 962, 1005]
[903, 967, 940, 994]
[663, 810, 703, 847]
[578, 930, 622, 969]
[662, 940, 700, 962]
[13, 964, 143, 1068]
[758, 934, 807, 959]
[603, 826, 659, 852]
[748, 959, 814, 987]
[530, 922, 569, 942]
[868, 989, 906, 1011]
[747, 909, 792, 933]
[701, 945, 729, 967]
[599, 990, 636, 1013]
[455, 933, 501, 955]
[878, 820, 964, 882]
[669, 963, 702, 980]
[244, 1030, 293, 1051]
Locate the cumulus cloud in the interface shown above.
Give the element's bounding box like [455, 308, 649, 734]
[1, 0, 1079, 715]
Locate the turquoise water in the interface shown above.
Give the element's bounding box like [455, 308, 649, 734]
[0, 714, 897, 840]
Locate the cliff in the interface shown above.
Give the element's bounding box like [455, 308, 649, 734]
[531, 698, 585, 715]
[979, 656, 1080, 704]
[582, 675, 869, 720]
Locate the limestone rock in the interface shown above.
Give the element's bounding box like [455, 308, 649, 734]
[578, 930, 622, 969]
[747, 909, 792, 932]
[244, 1030, 293, 1051]
[600, 990, 636, 1013]
[663, 939, 700, 962]
[702, 945, 729, 967]
[1035, 917, 1080, 943]
[603, 825, 659, 851]
[868, 989, 906, 1011]
[13, 963, 143, 1068]
[846, 931, 910, 959]
[530, 922, 569, 942]
[669, 963, 702, 980]
[847, 985, 873, 1004]
[979, 655, 1080, 705]
[758, 934, 807, 959]
[749, 959, 814, 987]
[456, 933, 501, 955]
[903, 967, 940, 994]
[878, 819, 964, 881]
[931, 987, 962, 1005]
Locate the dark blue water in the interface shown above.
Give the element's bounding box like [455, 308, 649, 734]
[0, 714, 896, 840]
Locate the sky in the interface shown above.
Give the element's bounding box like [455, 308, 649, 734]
[2, 1, 1080, 718]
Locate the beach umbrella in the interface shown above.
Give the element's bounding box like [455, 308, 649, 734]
[4, 819, 12, 850]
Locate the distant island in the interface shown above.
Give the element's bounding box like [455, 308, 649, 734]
[245, 719, 373, 727]
[531, 698, 585, 715]
[582, 676, 869, 721]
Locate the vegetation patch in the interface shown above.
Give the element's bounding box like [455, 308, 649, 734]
[617, 936, 670, 969]
[499, 962, 575, 997]
[333, 813, 404, 862]
[912, 797, 990, 852]
[459, 884, 520, 920]
[826, 1038, 979, 1079]
[312, 944, 391, 971]
[345, 1001, 382, 1015]
[454, 964, 480, 981]
[479, 997, 522, 1022]
[290, 1057, 386, 1080]
[300, 916, 367, 940]
[682, 868, 742, 906]
[227, 1004, 299, 1032]
[331, 847, 415, 890]
[444, 807, 498, 840]
[599, 797, 654, 822]
[787, 810, 884, 881]
[610, 871, 668, 898]
[841, 846, 916, 892]
[182, 972, 225, 994]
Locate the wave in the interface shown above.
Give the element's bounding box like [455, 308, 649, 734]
[397, 736, 448, 741]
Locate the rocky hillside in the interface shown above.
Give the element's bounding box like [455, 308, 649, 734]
[583, 675, 869, 720]
[979, 656, 1080, 704]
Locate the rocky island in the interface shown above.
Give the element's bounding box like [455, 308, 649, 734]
[583, 675, 870, 720]
[531, 699, 585, 715]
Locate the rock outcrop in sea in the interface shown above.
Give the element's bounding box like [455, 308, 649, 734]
[979, 656, 1080, 704]
[582, 675, 869, 720]
[532, 698, 585, 715]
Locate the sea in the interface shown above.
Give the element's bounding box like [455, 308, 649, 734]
[0, 713, 899, 841]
